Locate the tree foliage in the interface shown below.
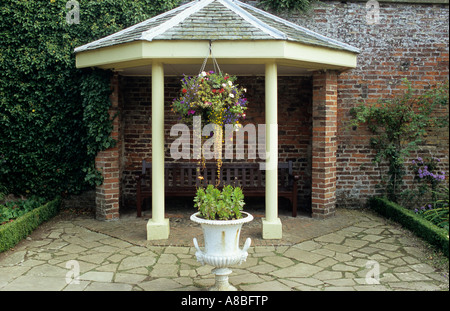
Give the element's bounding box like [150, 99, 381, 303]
[0, 0, 181, 198]
[258, 0, 315, 13]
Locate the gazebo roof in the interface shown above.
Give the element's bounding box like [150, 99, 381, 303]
[75, 0, 358, 54]
[74, 0, 359, 75]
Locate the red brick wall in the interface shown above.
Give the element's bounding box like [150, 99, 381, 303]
[266, 0, 449, 207]
[110, 0, 449, 216]
[311, 71, 338, 218]
[120, 75, 313, 211]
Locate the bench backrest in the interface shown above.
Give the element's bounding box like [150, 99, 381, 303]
[141, 160, 294, 188]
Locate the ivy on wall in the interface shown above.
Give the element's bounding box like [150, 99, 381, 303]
[0, 0, 181, 199]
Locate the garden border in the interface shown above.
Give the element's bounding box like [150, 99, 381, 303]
[369, 196, 449, 258]
[0, 197, 61, 253]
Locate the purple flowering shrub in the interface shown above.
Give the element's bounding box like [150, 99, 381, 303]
[411, 156, 449, 231]
[412, 157, 445, 181]
[412, 156, 446, 200]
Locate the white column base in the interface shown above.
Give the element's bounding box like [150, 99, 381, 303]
[262, 217, 282, 239]
[147, 218, 170, 240]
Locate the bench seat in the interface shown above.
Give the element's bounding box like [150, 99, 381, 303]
[136, 161, 299, 217]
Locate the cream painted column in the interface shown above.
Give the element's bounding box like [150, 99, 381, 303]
[147, 61, 170, 240]
[262, 62, 282, 239]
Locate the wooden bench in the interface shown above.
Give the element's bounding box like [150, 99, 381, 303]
[136, 160, 299, 217]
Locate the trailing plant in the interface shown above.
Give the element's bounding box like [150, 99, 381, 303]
[194, 184, 245, 220]
[0, 0, 181, 199]
[350, 79, 449, 202]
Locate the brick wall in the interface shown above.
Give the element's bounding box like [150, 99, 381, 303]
[120, 75, 313, 211]
[95, 72, 121, 220]
[257, 0, 449, 208]
[311, 71, 339, 218]
[116, 0, 448, 214]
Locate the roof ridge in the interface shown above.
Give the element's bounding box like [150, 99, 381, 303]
[74, 1, 196, 53]
[218, 0, 286, 40]
[140, 0, 214, 41]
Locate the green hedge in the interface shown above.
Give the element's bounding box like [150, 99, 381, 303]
[369, 196, 449, 257]
[0, 197, 61, 253]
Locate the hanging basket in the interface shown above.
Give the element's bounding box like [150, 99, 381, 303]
[171, 70, 248, 128]
[171, 45, 250, 186]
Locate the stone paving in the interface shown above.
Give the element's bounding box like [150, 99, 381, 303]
[0, 208, 448, 291]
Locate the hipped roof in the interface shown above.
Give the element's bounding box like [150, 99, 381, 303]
[74, 0, 359, 54]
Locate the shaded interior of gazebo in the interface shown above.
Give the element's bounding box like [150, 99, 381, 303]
[74, 0, 359, 240]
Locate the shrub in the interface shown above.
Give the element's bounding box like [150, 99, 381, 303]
[409, 156, 446, 206]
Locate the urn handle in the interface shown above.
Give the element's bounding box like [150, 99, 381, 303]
[238, 237, 252, 265]
[193, 237, 205, 265]
[242, 237, 251, 252]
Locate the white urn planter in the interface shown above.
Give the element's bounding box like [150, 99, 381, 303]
[190, 211, 253, 291]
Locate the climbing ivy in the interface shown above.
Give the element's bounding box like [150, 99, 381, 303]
[0, 0, 181, 199]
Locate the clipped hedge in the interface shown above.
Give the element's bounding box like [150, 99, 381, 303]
[369, 196, 449, 257]
[0, 197, 61, 253]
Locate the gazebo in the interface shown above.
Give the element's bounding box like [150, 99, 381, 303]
[74, 0, 359, 240]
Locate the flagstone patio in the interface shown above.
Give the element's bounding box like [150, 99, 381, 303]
[0, 207, 447, 291]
